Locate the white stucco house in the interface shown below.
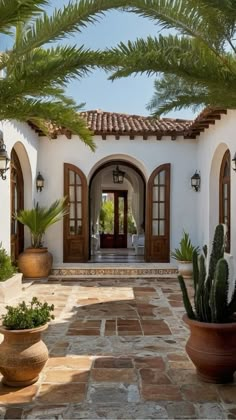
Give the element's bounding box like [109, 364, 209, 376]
[0, 107, 234, 267]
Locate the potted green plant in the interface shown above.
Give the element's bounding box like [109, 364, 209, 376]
[0, 297, 54, 387]
[178, 224, 236, 383]
[0, 244, 22, 303]
[16, 197, 68, 278]
[171, 231, 199, 279]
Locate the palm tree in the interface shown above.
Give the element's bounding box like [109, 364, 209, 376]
[0, 0, 128, 149]
[106, 0, 236, 115]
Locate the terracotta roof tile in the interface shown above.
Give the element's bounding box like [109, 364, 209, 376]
[28, 108, 228, 140]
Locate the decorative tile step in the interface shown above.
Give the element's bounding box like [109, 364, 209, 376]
[50, 264, 178, 278]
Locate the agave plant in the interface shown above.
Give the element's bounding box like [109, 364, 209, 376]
[171, 231, 199, 262]
[16, 197, 68, 248]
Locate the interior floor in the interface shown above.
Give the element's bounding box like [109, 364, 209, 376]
[90, 248, 145, 263]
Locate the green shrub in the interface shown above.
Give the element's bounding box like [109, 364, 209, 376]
[0, 244, 16, 281]
[2, 297, 54, 330]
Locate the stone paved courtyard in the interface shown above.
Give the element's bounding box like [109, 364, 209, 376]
[0, 276, 236, 419]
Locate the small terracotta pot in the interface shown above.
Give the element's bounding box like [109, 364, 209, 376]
[18, 247, 53, 278]
[0, 324, 48, 387]
[184, 314, 236, 383]
[178, 261, 193, 279]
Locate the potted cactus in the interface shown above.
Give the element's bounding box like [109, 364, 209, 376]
[178, 224, 236, 383]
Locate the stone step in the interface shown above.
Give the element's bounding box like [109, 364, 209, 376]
[50, 263, 178, 279]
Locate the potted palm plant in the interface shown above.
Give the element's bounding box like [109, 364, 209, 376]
[171, 231, 199, 279]
[0, 297, 54, 387]
[16, 197, 68, 278]
[178, 224, 236, 383]
[0, 244, 22, 303]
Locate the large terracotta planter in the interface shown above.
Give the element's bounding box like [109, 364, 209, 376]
[18, 248, 53, 278]
[178, 261, 193, 279]
[0, 324, 48, 387]
[184, 314, 236, 383]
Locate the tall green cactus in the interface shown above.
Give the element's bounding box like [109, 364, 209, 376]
[178, 224, 236, 323]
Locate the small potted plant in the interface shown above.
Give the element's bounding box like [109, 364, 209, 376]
[0, 297, 54, 387]
[0, 243, 22, 303]
[178, 224, 236, 383]
[171, 231, 199, 279]
[16, 197, 68, 278]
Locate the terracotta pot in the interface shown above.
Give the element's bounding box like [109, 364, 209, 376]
[184, 314, 236, 383]
[18, 248, 53, 278]
[0, 324, 48, 387]
[178, 261, 193, 279]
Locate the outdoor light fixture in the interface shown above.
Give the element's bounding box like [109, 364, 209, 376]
[36, 172, 44, 192]
[191, 171, 201, 192]
[113, 165, 125, 184]
[232, 153, 236, 172]
[0, 130, 10, 180]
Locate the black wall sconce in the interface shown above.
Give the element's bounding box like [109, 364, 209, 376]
[113, 165, 125, 184]
[191, 171, 201, 192]
[0, 131, 10, 180]
[232, 153, 236, 171]
[36, 172, 44, 192]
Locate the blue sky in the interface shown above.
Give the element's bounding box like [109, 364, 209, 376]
[2, 1, 199, 121]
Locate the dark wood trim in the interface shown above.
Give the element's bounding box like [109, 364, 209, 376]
[10, 149, 24, 262]
[146, 163, 170, 262]
[219, 150, 231, 253]
[63, 163, 88, 262]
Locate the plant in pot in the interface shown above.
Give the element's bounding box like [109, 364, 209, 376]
[171, 231, 199, 279]
[16, 197, 68, 278]
[0, 244, 22, 303]
[0, 297, 54, 387]
[178, 224, 236, 383]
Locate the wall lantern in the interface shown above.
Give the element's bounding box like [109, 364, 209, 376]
[0, 131, 10, 180]
[113, 165, 125, 184]
[232, 153, 236, 171]
[36, 172, 44, 192]
[191, 171, 201, 192]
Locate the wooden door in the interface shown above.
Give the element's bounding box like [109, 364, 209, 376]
[10, 149, 24, 263]
[100, 190, 127, 248]
[63, 163, 88, 262]
[219, 150, 231, 253]
[146, 164, 170, 262]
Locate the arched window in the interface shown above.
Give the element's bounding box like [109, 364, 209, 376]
[11, 149, 24, 262]
[219, 150, 230, 253]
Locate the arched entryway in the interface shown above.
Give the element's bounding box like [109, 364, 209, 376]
[89, 159, 146, 262]
[219, 149, 231, 252]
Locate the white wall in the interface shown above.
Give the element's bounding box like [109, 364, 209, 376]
[38, 134, 198, 264]
[0, 121, 39, 253]
[197, 110, 236, 259]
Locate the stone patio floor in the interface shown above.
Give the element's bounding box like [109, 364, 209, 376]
[0, 276, 236, 419]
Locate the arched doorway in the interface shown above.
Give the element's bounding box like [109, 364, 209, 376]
[219, 149, 231, 252]
[89, 159, 146, 262]
[10, 149, 24, 262]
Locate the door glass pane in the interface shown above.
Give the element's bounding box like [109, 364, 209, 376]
[159, 220, 165, 235]
[69, 170, 74, 184]
[223, 183, 228, 199]
[153, 186, 158, 201]
[159, 170, 165, 184]
[77, 186, 82, 201]
[69, 186, 74, 201]
[152, 220, 158, 235]
[70, 203, 75, 218]
[159, 186, 165, 201]
[224, 199, 228, 216]
[77, 220, 82, 235]
[160, 203, 165, 218]
[70, 220, 75, 235]
[77, 203, 82, 219]
[76, 174, 81, 185]
[153, 203, 159, 218]
[118, 196, 124, 234]
[100, 193, 114, 234]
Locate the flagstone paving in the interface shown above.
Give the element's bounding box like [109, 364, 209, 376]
[0, 276, 236, 419]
